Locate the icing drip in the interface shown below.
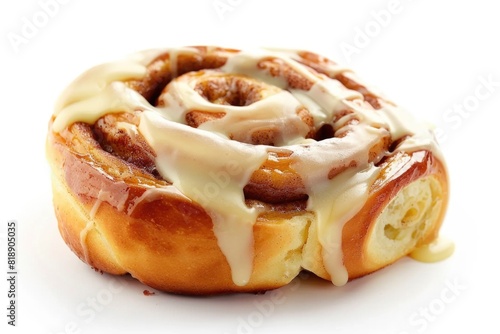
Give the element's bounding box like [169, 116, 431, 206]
[79, 188, 129, 264]
[139, 111, 268, 285]
[79, 220, 94, 264]
[308, 164, 380, 285]
[52, 47, 444, 286]
[127, 185, 189, 216]
[167, 47, 199, 78]
[409, 237, 455, 263]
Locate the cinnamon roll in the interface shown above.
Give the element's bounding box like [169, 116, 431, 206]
[46, 46, 450, 294]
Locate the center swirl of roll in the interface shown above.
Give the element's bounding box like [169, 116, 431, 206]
[156, 70, 314, 146]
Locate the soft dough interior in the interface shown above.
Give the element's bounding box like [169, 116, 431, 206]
[365, 176, 443, 268]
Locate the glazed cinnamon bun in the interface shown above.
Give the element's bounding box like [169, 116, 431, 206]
[46, 46, 450, 294]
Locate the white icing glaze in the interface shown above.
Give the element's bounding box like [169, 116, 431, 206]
[52, 47, 443, 286]
[158, 74, 311, 145]
[127, 185, 190, 216]
[80, 188, 129, 264]
[139, 111, 268, 286]
[79, 220, 94, 264]
[55, 61, 147, 114]
[167, 47, 199, 78]
[309, 164, 380, 285]
[290, 80, 363, 128]
[53, 81, 152, 133]
[115, 121, 139, 136]
[221, 50, 289, 88]
[409, 236, 455, 263]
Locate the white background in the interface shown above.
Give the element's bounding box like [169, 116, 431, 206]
[1, 0, 499, 333]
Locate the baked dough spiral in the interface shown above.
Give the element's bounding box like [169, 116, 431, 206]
[46, 46, 449, 294]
